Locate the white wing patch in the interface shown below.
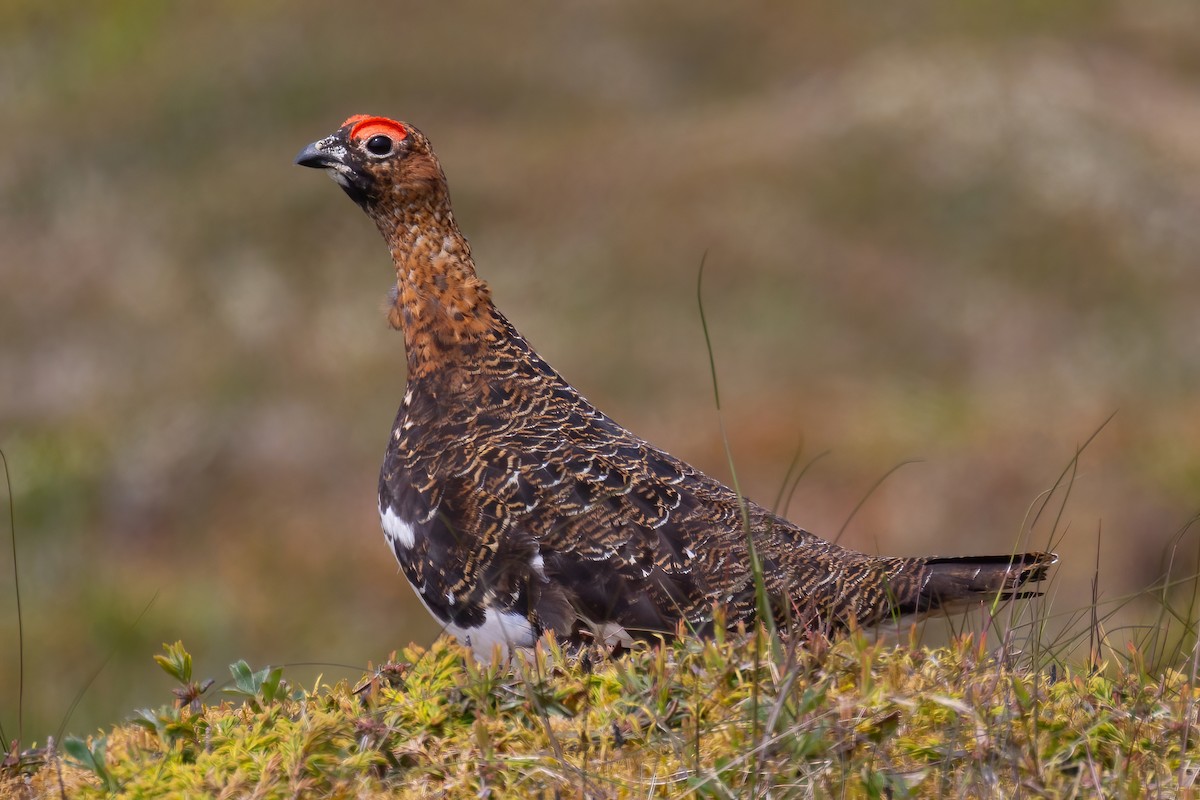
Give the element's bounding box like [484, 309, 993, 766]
[448, 608, 537, 661]
[380, 505, 416, 551]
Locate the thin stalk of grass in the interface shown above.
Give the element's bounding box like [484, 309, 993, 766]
[777, 450, 830, 523]
[1180, 602, 1200, 790]
[696, 256, 778, 797]
[1090, 525, 1101, 673]
[1035, 514, 1200, 677]
[511, 640, 566, 767]
[982, 432, 1091, 789]
[691, 637, 701, 781]
[1145, 514, 1200, 670]
[1039, 581, 1196, 668]
[55, 591, 159, 744]
[770, 436, 806, 518]
[1027, 411, 1116, 539]
[832, 459, 921, 546]
[998, 418, 1104, 678]
[579, 651, 589, 800]
[694, 256, 769, 630]
[0, 448, 21, 750]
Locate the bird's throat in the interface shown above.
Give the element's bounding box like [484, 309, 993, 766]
[377, 199, 504, 378]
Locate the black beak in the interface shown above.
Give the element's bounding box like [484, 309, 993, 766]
[295, 134, 371, 208]
[295, 141, 337, 168]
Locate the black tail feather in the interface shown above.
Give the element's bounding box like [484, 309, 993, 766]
[916, 551, 1057, 614]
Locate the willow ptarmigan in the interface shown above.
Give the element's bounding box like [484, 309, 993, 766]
[295, 115, 1056, 659]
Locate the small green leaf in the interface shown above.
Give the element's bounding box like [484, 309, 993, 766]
[61, 736, 94, 768]
[1011, 676, 1032, 708]
[224, 660, 287, 710]
[130, 708, 162, 735]
[62, 736, 117, 792]
[260, 666, 285, 703]
[230, 660, 257, 694]
[153, 641, 193, 684]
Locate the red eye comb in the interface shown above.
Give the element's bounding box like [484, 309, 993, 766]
[342, 115, 408, 143]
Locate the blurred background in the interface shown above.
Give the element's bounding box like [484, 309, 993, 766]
[2, 0, 1199, 744]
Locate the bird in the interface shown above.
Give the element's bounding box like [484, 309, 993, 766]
[295, 114, 1057, 660]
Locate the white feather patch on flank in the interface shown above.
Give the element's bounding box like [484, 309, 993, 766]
[380, 505, 416, 550]
[530, 552, 546, 579]
[448, 608, 537, 661]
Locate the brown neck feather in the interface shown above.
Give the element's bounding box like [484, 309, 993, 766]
[370, 189, 506, 379]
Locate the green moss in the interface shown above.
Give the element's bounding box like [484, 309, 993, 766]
[5, 632, 1198, 798]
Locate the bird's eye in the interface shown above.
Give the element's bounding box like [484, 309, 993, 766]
[365, 135, 393, 156]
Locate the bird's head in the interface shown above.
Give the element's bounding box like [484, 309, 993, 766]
[294, 115, 444, 210]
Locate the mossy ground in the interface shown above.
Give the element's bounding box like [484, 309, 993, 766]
[4, 625, 1198, 799]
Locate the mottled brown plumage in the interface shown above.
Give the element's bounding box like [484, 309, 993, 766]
[295, 115, 1057, 658]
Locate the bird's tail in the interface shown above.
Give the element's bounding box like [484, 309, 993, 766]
[916, 551, 1057, 614]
